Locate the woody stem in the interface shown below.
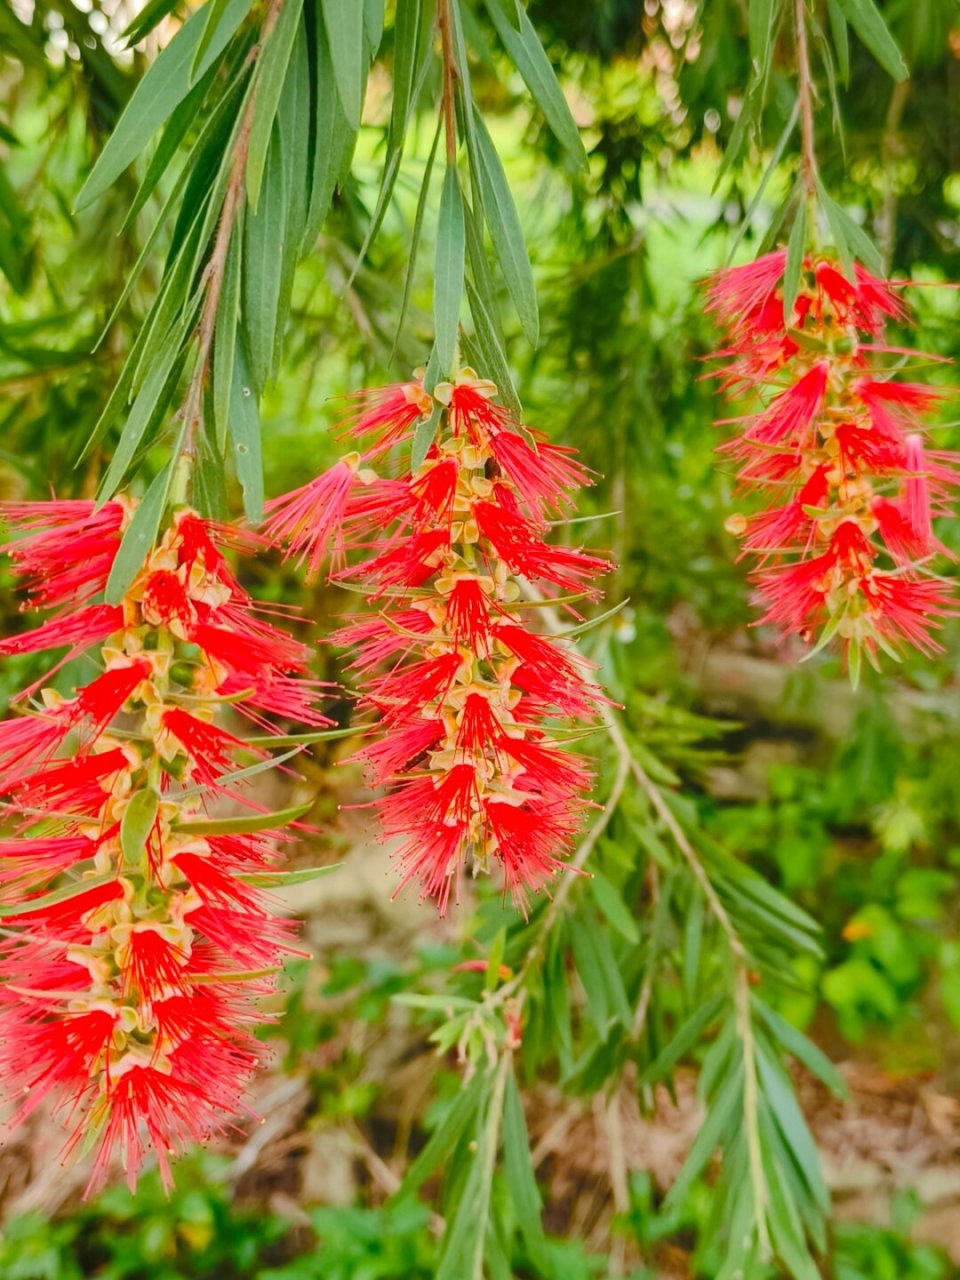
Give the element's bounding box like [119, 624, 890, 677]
[180, 0, 285, 471]
[437, 0, 458, 167]
[794, 0, 819, 226]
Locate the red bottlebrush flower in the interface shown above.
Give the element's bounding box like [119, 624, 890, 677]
[0, 499, 124, 607]
[269, 367, 611, 911]
[473, 501, 610, 596]
[160, 707, 251, 786]
[489, 430, 593, 520]
[0, 603, 124, 659]
[263, 456, 365, 579]
[0, 499, 324, 1193]
[707, 249, 959, 675]
[336, 380, 433, 454]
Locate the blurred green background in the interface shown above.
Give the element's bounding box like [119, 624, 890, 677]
[2, 0, 960, 1275]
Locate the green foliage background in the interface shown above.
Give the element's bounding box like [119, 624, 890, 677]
[1, 0, 960, 1276]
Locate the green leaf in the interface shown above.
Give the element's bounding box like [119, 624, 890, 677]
[434, 165, 465, 377]
[482, 0, 587, 169]
[246, 0, 305, 212]
[401, 1070, 487, 1193]
[243, 127, 285, 394]
[303, 10, 357, 249]
[783, 199, 807, 326]
[411, 402, 442, 472]
[392, 116, 441, 359]
[748, 0, 775, 76]
[228, 338, 264, 522]
[756, 1040, 829, 1212]
[364, 0, 385, 52]
[76, 0, 253, 210]
[121, 61, 219, 235]
[191, 0, 240, 82]
[463, 279, 523, 421]
[321, 0, 365, 129]
[236, 863, 340, 887]
[0, 874, 115, 920]
[817, 179, 884, 276]
[502, 1070, 546, 1256]
[99, 335, 183, 501]
[389, 0, 423, 147]
[756, 1002, 847, 1097]
[214, 218, 243, 453]
[638, 995, 726, 1085]
[589, 872, 639, 944]
[664, 1065, 743, 1210]
[472, 112, 539, 346]
[120, 788, 160, 868]
[176, 801, 313, 836]
[273, 21, 311, 370]
[726, 100, 798, 264]
[835, 0, 908, 79]
[827, 0, 850, 82]
[104, 463, 174, 604]
[486, 0, 522, 29]
[570, 921, 610, 1034]
[121, 0, 185, 46]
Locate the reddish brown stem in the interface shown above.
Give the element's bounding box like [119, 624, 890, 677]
[794, 0, 818, 209]
[180, 0, 285, 465]
[437, 0, 458, 167]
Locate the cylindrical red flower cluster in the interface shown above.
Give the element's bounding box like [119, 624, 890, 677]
[707, 250, 958, 672]
[265, 369, 611, 912]
[0, 500, 324, 1191]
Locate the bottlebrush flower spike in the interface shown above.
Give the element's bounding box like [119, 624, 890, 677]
[707, 249, 959, 679]
[0, 499, 327, 1192]
[269, 368, 612, 913]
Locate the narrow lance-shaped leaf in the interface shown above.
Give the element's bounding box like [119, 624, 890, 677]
[827, 0, 850, 82]
[245, 0, 305, 212]
[472, 111, 539, 346]
[243, 125, 285, 394]
[302, 7, 357, 249]
[177, 801, 313, 836]
[229, 338, 264, 522]
[98, 335, 184, 501]
[434, 164, 465, 377]
[76, 0, 253, 210]
[320, 0, 365, 129]
[502, 1070, 546, 1257]
[835, 0, 908, 80]
[191, 0, 243, 83]
[389, 0, 422, 147]
[120, 789, 160, 867]
[213, 215, 243, 452]
[482, 0, 588, 169]
[783, 199, 807, 326]
[105, 460, 176, 604]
